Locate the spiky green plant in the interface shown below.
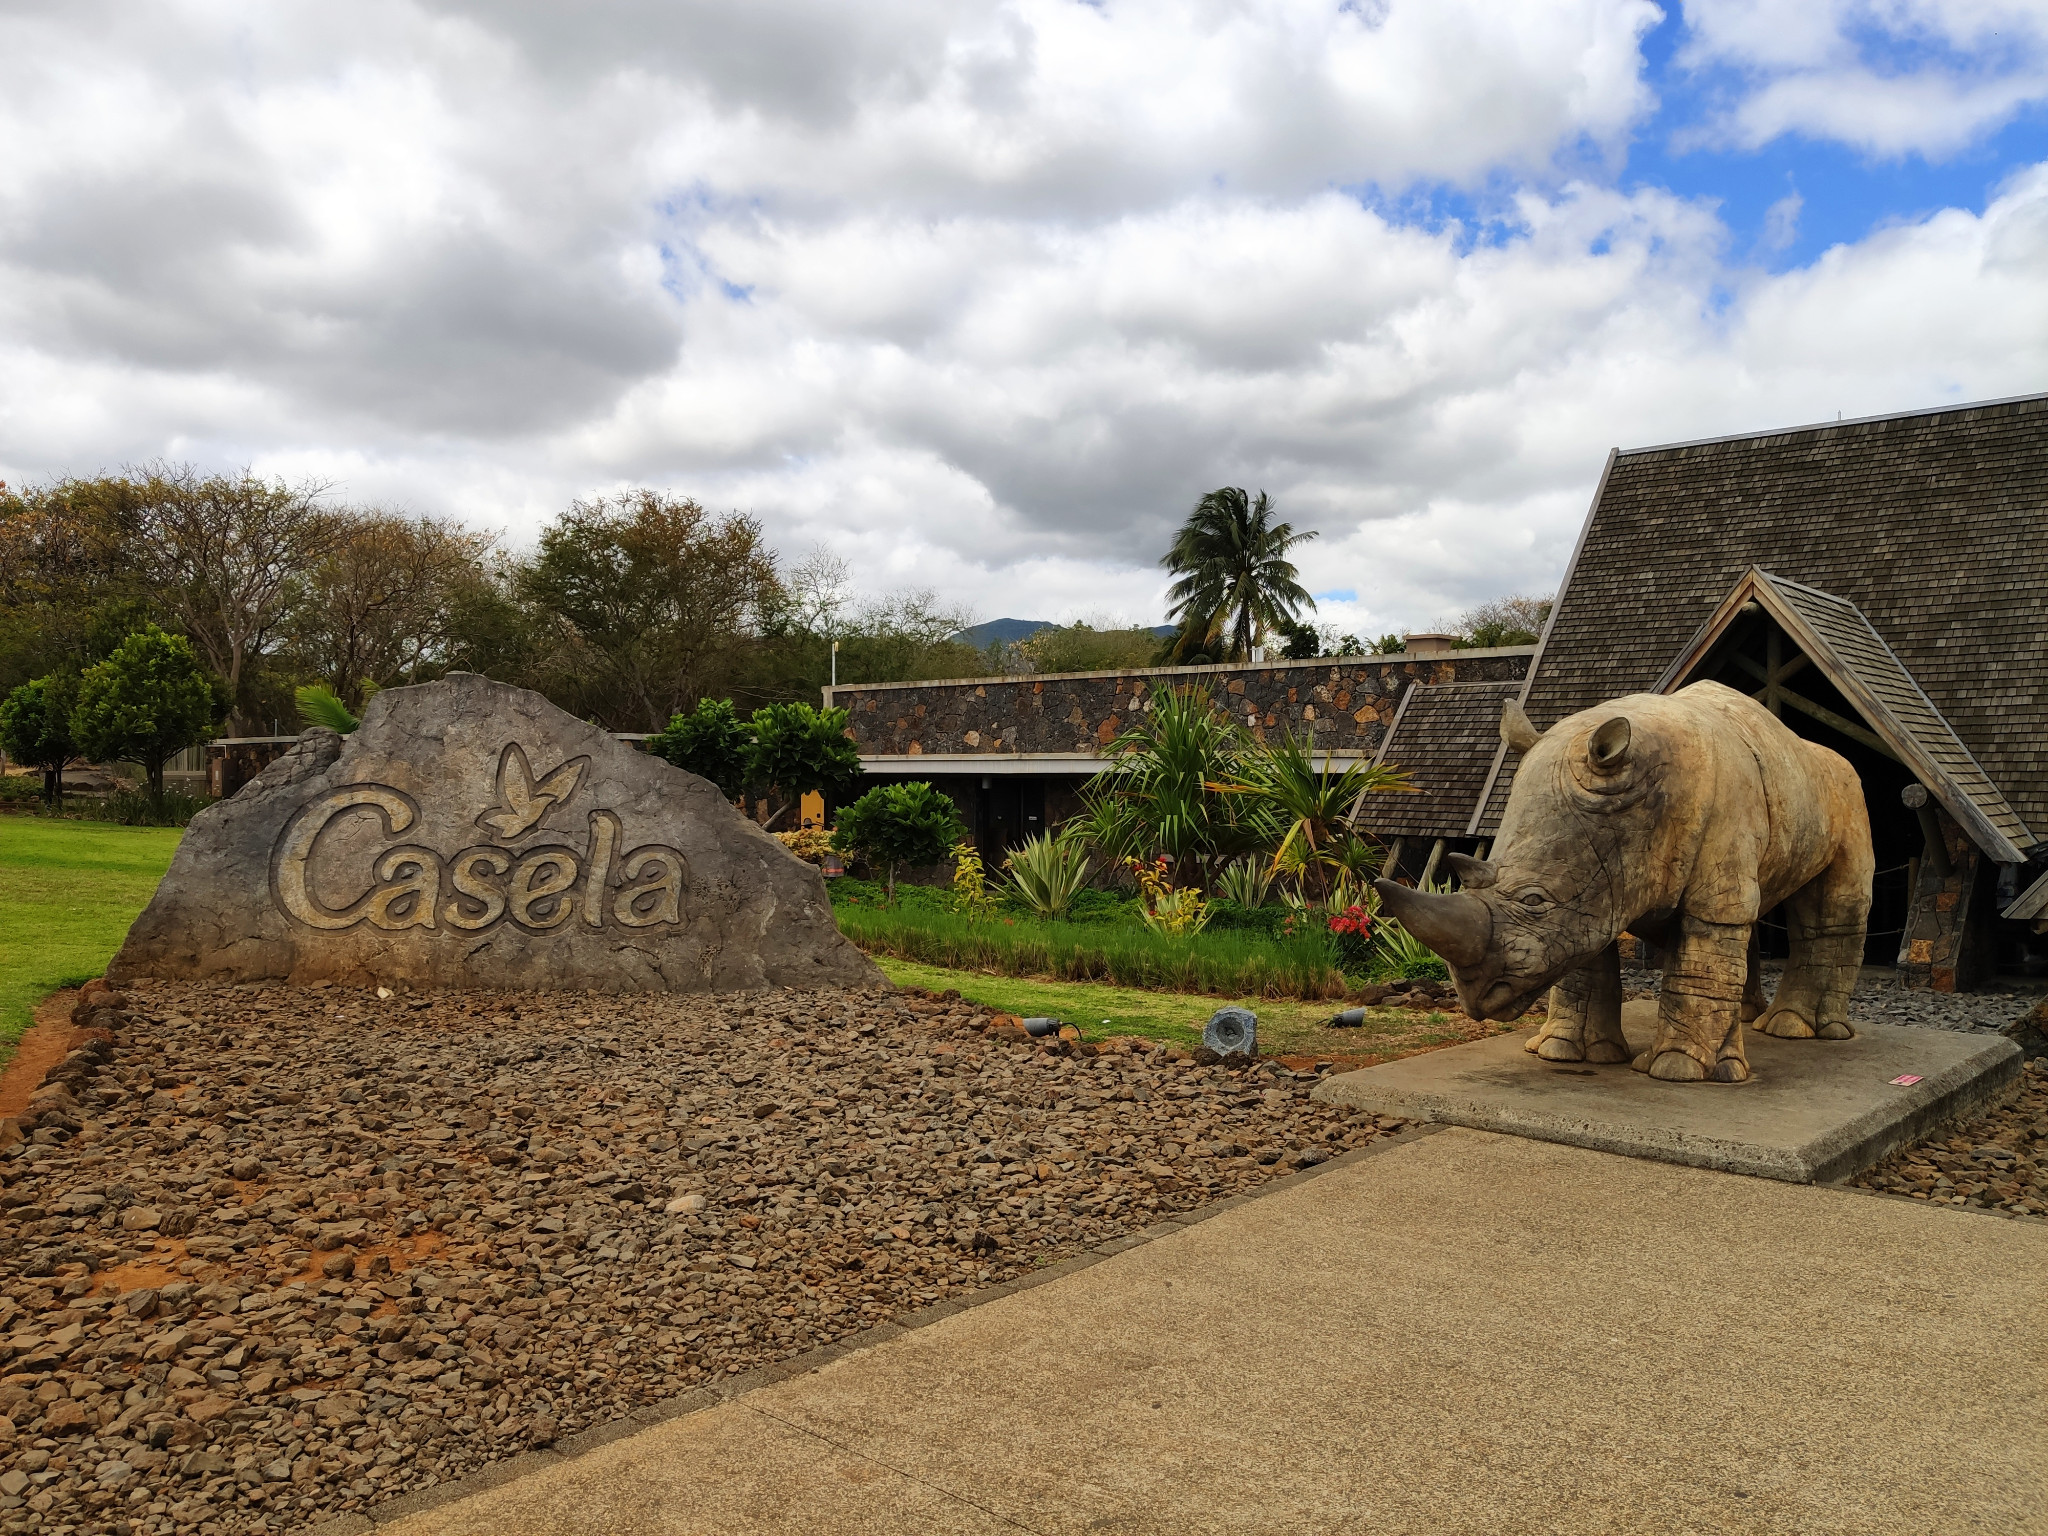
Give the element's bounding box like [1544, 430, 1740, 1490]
[1214, 732, 1410, 903]
[294, 680, 380, 735]
[1215, 856, 1276, 909]
[1087, 685, 1264, 888]
[1002, 829, 1093, 920]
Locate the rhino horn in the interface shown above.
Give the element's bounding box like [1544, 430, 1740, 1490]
[1372, 879, 1491, 969]
[1500, 700, 1541, 754]
[1444, 852, 1497, 889]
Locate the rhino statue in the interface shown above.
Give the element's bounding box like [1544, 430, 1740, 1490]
[1374, 680, 1873, 1083]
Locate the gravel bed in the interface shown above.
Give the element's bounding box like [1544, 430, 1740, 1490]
[0, 980, 1397, 1535]
[1849, 1056, 2048, 1219]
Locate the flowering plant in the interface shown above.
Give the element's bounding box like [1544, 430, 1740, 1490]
[1126, 855, 1210, 935]
[1326, 904, 1373, 938]
[1326, 903, 1375, 973]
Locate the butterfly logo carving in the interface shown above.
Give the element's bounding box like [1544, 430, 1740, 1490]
[477, 744, 587, 840]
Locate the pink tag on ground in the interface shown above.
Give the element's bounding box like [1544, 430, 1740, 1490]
[1890, 1074, 1922, 1087]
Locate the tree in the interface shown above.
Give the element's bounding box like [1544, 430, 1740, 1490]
[0, 674, 77, 807]
[831, 782, 967, 900]
[0, 477, 154, 693]
[1454, 594, 1554, 649]
[745, 702, 862, 818]
[291, 513, 496, 708]
[517, 490, 781, 729]
[1009, 621, 1162, 675]
[1278, 619, 1320, 660]
[70, 626, 218, 800]
[129, 465, 337, 730]
[1161, 488, 1317, 663]
[648, 697, 751, 800]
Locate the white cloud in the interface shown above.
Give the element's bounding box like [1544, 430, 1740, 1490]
[1676, 0, 2048, 157]
[0, 0, 2044, 641]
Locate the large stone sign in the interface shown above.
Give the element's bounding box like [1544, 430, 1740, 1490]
[1375, 681, 1874, 1084]
[109, 674, 885, 994]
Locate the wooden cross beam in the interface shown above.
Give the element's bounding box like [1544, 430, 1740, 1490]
[1730, 642, 1899, 761]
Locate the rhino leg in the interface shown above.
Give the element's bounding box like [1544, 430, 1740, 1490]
[1740, 929, 1769, 1023]
[1757, 860, 1870, 1041]
[1633, 914, 1751, 1083]
[1528, 942, 1626, 1063]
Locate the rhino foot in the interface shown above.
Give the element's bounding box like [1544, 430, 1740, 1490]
[1711, 1057, 1750, 1083]
[1647, 1050, 1707, 1082]
[1583, 1038, 1630, 1065]
[1815, 1020, 1855, 1040]
[1754, 1007, 1816, 1039]
[1535, 1035, 1586, 1062]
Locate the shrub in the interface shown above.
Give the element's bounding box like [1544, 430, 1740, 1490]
[1054, 887, 1139, 925]
[648, 697, 750, 799]
[827, 877, 954, 915]
[833, 903, 1352, 1001]
[70, 627, 218, 801]
[831, 782, 967, 899]
[950, 841, 998, 921]
[76, 787, 212, 827]
[1002, 830, 1092, 920]
[0, 675, 77, 807]
[1204, 899, 1294, 941]
[772, 826, 835, 865]
[745, 701, 862, 807]
[0, 774, 46, 806]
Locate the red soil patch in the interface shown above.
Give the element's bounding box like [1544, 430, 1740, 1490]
[85, 1230, 451, 1301]
[0, 989, 91, 1118]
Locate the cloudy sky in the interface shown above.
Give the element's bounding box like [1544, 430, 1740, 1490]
[2, 1, 2045, 638]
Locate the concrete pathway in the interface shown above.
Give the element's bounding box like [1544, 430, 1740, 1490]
[372, 1129, 2046, 1536]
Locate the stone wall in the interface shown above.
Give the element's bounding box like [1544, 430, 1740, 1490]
[828, 650, 1534, 760]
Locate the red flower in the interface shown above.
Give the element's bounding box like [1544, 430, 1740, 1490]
[1326, 905, 1373, 937]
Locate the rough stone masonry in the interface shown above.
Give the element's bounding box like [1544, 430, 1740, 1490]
[108, 674, 881, 995]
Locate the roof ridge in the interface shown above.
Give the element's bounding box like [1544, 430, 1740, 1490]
[1614, 390, 2048, 459]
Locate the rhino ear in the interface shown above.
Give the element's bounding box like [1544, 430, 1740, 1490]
[1500, 700, 1541, 754]
[1445, 852, 1497, 889]
[1588, 715, 1632, 771]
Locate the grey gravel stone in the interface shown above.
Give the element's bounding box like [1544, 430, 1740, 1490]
[0, 979, 1396, 1533]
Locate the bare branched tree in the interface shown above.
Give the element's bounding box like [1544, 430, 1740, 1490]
[129, 464, 337, 728]
[292, 513, 498, 707]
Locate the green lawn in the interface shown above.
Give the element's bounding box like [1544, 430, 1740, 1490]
[870, 956, 1507, 1062]
[0, 821, 1502, 1072]
[0, 819, 182, 1047]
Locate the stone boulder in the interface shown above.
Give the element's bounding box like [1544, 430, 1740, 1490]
[109, 673, 885, 994]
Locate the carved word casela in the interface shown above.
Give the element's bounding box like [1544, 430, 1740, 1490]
[270, 745, 688, 935]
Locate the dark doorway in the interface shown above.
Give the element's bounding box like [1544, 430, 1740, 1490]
[1690, 614, 1918, 965]
[976, 777, 1046, 865]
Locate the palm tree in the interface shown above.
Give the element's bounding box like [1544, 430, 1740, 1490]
[1161, 488, 1318, 662]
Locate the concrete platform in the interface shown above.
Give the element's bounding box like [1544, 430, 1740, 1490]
[371, 1129, 2048, 1536]
[1311, 999, 2020, 1182]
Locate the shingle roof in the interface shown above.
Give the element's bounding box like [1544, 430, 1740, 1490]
[1653, 569, 2033, 860]
[1355, 680, 1524, 840]
[2010, 866, 2048, 922]
[1479, 394, 2048, 847]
